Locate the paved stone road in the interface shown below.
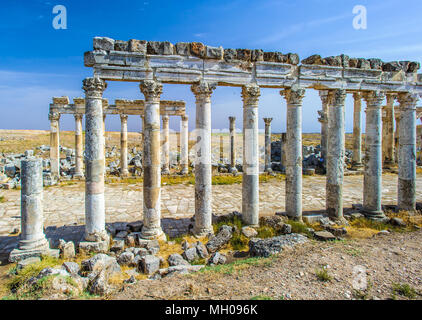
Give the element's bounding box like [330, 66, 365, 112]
[1, 173, 421, 257]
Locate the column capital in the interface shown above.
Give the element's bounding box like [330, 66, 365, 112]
[263, 118, 273, 125]
[139, 80, 163, 103]
[241, 84, 261, 106]
[328, 89, 347, 106]
[397, 92, 419, 109]
[363, 90, 386, 108]
[281, 87, 305, 106]
[229, 116, 236, 123]
[162, 114, 169, 122]
[353, 92, 362, 100]
[120, 114, 128, 121]
[48, 111, 60, 121]
[74, 113, 83, 121]
[191, 80, 217, 102]
[82, 77, 107, 98]
[181, 115, 189, 121]
[319, 90, 330, 104]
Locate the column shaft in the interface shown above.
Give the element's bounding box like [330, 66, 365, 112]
[83, 77, 108, 241]
[242, 85, 260, 226]
[362, 91, 386, 218]
[383, 94, 395, 168]
[229, 117, 237, 173]
[191, 81, 216, 235]
[120, 114, 129, 177]
[263, 118, 273, 173]
[140, 80, 165, 240]
[397, 92, 419, 211]
[49, 112, 60, 178]
[352, 93, 363, 167]
[318, 91, 329, 166]
[326, 90, 346, 220]
[162, 115, 170, 174]
[282, 87, 305, 221]
[74, 114, 84, 178]
[180, 115, 189, 175]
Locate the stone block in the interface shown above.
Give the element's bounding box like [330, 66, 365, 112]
[241, 226, 258, 238]
[175, 42, 190, 56]
[168, 253, 190, 266]
[251, 49, 264, 62]
[128, 39, 147, 54]
[287, 53, 299, 65]
[190, 42, 206, 58]
[62, 261, 80, 275]
[114, 40, 128, 51]
[224, 48, 237, 62]
[236, 49, 251, 61]
[9, 248, 59, 263]
[93, 37, 115, 51]
[324, 56, 342, 67]
[110, 238, 125, 253]
[357, 58, 370, 69]
[368, 58, 383, 70]
[314, 231, 336, 241]
[301, 54, 323, 65]
[78, 240, 109, 254]
[205, 46, 223, 59]
[207, 252, 226, 265]
[138, 255, 160, 274]
[182, 247, 198, 262]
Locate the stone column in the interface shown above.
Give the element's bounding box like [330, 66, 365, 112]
[352, 92, 364, 168]
[394, 113, 400, 163]
[242, 85, 260, 226]
[326, 89, 346, 221]
[180, 115, 189, 175]
[103, 114, 106, 167]
[397, 92, 419, 211]
[140, 115, 144, 148]
[49, 111, 60, 178]
[263, 118, 273, 173]
[219, 135, 224, 163]
[362, 91, 386, 219]
[191, 81, 216, 236]
[120, 114, 129, 177]
[281, 87, 304, 221]
[161, 115, 170, 175]
[318, 90, 329, 166]
[74, 114, 84, 178]
[9, 159, 55, 262]
[383, 94, 395, 168]
[228, 116, 237, 173]
[140, 80, 165, 240]
[82, 77, 108, 242]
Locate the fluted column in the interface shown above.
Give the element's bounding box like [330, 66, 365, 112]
[242, 85, 260, 226]
[326, 89, 346, 220]
[120, 114, 129, 177]
[318, 90, 329, 166]
[140, 80, 165, 240]
[191, 81, 216, 236]
[82, 77, 108, 242]
[9, 159, 51, 262]
[383, 94, 395, 168]
[161, 115, 170, 175]
[103, 114, 106, 168]
[219, 135, 224, 163]
[362, 91, 386, 218]
[394, 113, 400, 163]
[180, 115, 189, 175]
[74, 114, 84, 178]
[228, 116, 237, 173]
[397, 92, 419, 211]
[352, 92, 363, 168]
[49, 111, 60, 178]
[281, 87, 304, 221]
[263, 118, 273, 173]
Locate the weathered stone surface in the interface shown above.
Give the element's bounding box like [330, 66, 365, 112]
[138, 239, 160, 254]
[128, 39, 147, 53]
[93, 37, 114, 51]
[175, 42, 190, 56]
[207, 252, 226, 266]
[324, 56, 342, 67]
[325, 226, 347, 237]
[117, 251, 135, 266]
[281, 223, 292, 234]
[249, 234, 308, 257]
[182, 247, 198, 262]
[314, 230, 336, 241]
[224, 48, 237, 62]
[301, 54, 323, 65]
[349, 58, 358, 68]
[206, 225, 233, 253]
[81, 253, 121, 274]
[241, 226, 258, 238]
[195, 241, 209, 259]
[287, 53, 300, 65]
[206, 46, 223, 59]
[88, 270, 109, 295]
[138, 255, 160, 274]
[259, 215, 287, 231]
[368, 58, 383, 70]
[340, 54, 350, 68]
[357, 58, 371, 69]
[114, 40, 128, 51]
[58, 239, 75, 259]
[251, 49, 264, 62]
[236, 49, 252, 61]
[168, 253, 190, 266]
[190, 42, 206, 58]
[382, 61, 402, 72]
[78, 240, 109, 254]
[158, 265, 204, 278]
[125, 233, 137, 247]
[127, 221, 143, 232]
[110, 238, 125, 253]
[62, 261, 80, 275]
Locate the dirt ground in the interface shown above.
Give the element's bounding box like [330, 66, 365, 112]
[112, 230, 422, 300]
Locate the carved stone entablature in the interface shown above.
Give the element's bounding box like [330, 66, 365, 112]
[52, 96, 70, 105]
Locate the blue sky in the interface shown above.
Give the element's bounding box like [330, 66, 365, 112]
[0, 0, 421, 133]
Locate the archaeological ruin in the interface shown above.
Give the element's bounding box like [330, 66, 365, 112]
[6, 37, 422, 262]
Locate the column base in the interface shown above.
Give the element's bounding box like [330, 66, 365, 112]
[161, 167, 170, 175]
[120, 170, 129, 178]
[360, 208, 388, 222]
[192, 226, 214, 238]
[79, 232, 110, 253]
[140, 228, 167, 241]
